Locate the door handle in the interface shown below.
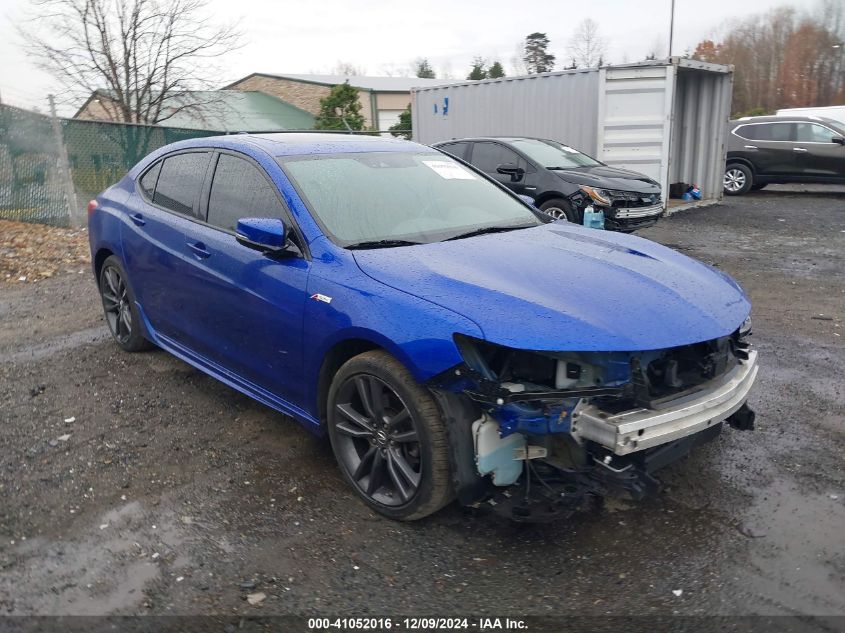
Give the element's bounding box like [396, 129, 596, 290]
[743, 145, 758, 150]
[129, 213, 145, 226]
[793, 147, 808, 152]
[187, 241, 211, 259]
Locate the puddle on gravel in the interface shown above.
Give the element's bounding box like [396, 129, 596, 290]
[0, 326, 109, 363]
[0, 501, 192, 615]
[736, 477, 845, 615]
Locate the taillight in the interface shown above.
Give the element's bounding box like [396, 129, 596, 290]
[87, 199, 98, 216]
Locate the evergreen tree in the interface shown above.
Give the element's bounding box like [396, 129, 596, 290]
[314, 81, 365, 131]
[414, 58, 436, 78]
[488, 61, 506, 78]
[467, 57, 488, 80]
[523, 32, 556, 73]
[389, 104, 412, 139]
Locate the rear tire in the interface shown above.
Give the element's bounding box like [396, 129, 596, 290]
[539, 198, 579, 223]
[98, 255, 152, 352]
[724, 164, 753, 195]
[326, 350, 453, 520]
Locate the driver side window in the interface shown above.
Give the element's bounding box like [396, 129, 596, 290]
[207, 154, 287, 231]
[796, 123, 835, 143]
[471, 143, 525, 174]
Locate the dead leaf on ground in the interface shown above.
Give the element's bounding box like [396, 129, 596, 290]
[0, 219, 89, 284]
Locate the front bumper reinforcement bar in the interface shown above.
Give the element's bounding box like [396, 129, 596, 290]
[571, 350, 759, 455]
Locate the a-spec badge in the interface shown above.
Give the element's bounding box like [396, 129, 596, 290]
[310, 293, 333, 304]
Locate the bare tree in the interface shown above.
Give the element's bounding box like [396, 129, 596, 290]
[690, 3, 843, 115]
[331, 61, 367, 76]
[23, 0, 241, 125]
[645, 34, 666, 61]
[438, 61, 454, 80]
[379, 63, 411, 77]
[510, 40, 528, 75]
[566, 19, 607, 68]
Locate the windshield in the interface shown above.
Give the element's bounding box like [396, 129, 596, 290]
[509, 138, 602, 169]
[278, 151, 542, 247]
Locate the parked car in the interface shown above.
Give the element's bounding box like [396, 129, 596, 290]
[724, 115, 845, 195]
[433, 137, 663, 232]
[89, 133, 757, 521]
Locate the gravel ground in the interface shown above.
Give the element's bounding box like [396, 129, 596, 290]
[0, 186, 843, 618]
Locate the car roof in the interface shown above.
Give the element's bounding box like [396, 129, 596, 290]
[730, 115, 844, 129]
[434, 136, 552, 145]
[157, 132, 437, 157]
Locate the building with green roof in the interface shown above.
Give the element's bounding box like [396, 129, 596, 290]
[74, 90, 315, 132]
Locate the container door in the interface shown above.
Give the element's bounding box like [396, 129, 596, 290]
[597, 65, 674, 200]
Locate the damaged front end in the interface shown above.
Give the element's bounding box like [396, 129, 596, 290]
[569, 186, 663, 232]
[429, 324, 758, 521]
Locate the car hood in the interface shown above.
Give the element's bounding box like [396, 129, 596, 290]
[353, 223, 749, 352]
[553, 165, 660, 194]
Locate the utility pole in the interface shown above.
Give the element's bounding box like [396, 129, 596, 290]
[668, 0, 676, 58]
[48, 94, 81, 227]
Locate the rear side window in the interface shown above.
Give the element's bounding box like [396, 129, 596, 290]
[139, 161, 161, 199]
[207, 154, 286, 231]
[153, 152, 210, 218]
[471, 142, 524, 173]
[736, 123, 794, 142]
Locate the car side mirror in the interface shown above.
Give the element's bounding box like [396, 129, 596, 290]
[496, 163, 525, 182]
[832, 136, 845, 146]
[517, 194, 537, 207]
[236, 218, 294, 256]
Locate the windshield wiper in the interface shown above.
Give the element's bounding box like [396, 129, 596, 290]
[444, 225, 533, 241]
[346, 239, 423, 250]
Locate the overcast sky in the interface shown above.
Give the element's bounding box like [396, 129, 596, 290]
[0, 0, 818, 116]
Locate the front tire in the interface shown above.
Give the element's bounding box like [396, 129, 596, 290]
[724, 163, 753, 195]
[539, 198, 579, 223]
[326, 351, 453, 520]
[98, 255, 152, 352]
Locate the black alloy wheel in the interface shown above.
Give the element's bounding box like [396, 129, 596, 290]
[333, 374, 422, 505]
[98, 255, 151, 352]
[327, 351, 452, 520]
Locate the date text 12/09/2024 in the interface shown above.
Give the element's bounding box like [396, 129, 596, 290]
[307, 618, 528, 630]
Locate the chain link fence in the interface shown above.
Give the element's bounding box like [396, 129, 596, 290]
[0, 102, 412, 228]
[0, 103, 223, 227]
[0, 105, 68, 226]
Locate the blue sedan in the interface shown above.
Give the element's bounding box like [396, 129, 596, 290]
[88, 133, 758, 521]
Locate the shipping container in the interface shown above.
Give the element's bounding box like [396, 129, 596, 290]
[412, 58, 733, 212]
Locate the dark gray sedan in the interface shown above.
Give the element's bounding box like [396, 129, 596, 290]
[434, 137, 663, 232]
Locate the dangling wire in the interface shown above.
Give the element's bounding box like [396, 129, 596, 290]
[528, 459, 562, 496]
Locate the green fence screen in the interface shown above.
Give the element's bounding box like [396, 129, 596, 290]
[0, 104, 223, 227]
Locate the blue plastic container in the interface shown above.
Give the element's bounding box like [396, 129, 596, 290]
[582, 205, 605, 230]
